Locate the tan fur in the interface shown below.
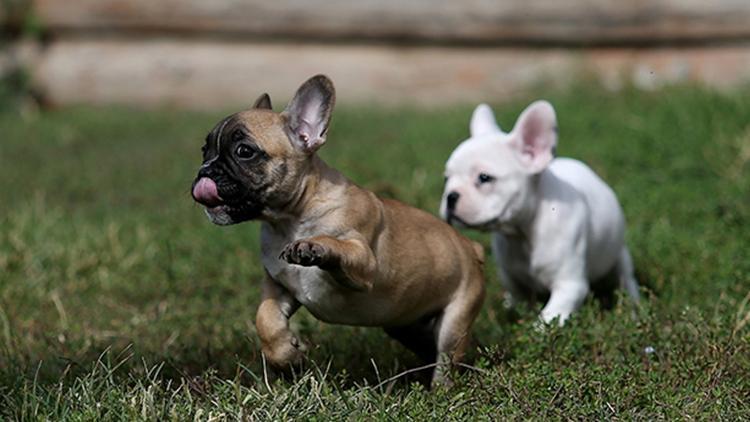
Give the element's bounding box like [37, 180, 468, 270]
[218, 82, 485, 387]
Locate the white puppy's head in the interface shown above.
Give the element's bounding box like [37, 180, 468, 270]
[440, 100, 558, 230]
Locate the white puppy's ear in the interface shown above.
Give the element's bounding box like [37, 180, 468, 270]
[283, 74, 336, 153]
[510, 100, 557, 173]
[470, 103, 501, 137]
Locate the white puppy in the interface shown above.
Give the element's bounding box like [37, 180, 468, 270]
[440, 101, 639, 325]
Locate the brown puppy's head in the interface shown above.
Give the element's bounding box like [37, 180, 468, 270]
[191, 74, 336, 225]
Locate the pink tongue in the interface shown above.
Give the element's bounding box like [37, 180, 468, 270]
[192, 177, 222, 207]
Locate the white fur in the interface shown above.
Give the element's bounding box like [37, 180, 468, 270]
[441, 101, 639, 325]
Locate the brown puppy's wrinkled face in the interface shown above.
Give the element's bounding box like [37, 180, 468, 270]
[191, 76, 336, 225]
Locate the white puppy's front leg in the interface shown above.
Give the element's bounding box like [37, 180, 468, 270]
[617, 246, 640, 303]
[540, 279, 589, 326]
[491, 234, 524, 309]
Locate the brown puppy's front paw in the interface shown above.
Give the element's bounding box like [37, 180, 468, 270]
[262, 332, 307, 367]
[280, 240, 329, 267]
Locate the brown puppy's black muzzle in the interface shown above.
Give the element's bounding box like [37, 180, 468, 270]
[192, 177, 223, 207]
[193, 166, 244, 205]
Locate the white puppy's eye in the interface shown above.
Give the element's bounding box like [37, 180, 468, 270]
[478, 173, 495, 184]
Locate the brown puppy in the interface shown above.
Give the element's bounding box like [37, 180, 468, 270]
[191, 75, 485, 386]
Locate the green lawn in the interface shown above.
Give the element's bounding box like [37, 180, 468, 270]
[0, 83, 748, 419]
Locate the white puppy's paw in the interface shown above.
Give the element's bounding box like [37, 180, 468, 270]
[539, 309, 568, 327]
[502, 292, 517, 310]
[534, 313, 566, 333]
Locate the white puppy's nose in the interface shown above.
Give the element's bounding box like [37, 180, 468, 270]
[446, 191, 460, 211]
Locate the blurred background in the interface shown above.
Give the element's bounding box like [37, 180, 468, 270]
[2, 0, 750, 109]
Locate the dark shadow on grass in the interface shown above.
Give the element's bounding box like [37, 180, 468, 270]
[1, 324, 451, 394]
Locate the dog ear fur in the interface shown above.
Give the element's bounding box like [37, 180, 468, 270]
[283, 75, 336, 153]
[252, 93, 273, 110]
[510, 100, 557, 173]
[470, 103, 502, 137]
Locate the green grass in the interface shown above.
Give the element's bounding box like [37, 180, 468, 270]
[0, 82, 748, 419]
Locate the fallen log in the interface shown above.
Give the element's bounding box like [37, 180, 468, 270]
[33, 0, 750, 45]
[32, 38, 750, 109]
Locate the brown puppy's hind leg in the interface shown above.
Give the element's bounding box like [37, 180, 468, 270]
[431, 276, 485, 388]
[384, 315, 439, 363]
[255, 272, 303, 367]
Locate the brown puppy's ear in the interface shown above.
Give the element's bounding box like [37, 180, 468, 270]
[282, 75, 336, 153]
[252, 93, 273, 110]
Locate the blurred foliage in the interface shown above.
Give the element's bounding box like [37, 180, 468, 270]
[0, 66, 29, 111]
[0, 0, 41, 37]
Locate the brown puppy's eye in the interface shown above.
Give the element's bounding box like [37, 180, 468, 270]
[478, 173, 495, 184]
[235, 144, 256, 160]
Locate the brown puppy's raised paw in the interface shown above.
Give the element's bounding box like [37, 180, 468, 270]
[279, 240, 329, 267]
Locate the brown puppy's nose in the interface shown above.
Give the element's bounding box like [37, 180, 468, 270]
[446, 191, 460, 211]
[192, 177, 223, 207]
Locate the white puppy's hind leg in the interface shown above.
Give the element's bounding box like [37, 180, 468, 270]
[617, 247, 640, 303]
[540, 280, 589, 326]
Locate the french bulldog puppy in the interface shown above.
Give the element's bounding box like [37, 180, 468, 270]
[191, 75, 485, 386]
[440, 101, 639, 325]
